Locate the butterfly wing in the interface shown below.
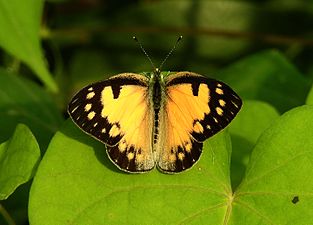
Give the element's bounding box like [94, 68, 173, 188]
[157, 72, 242, 173]
[68, 73, 155, 173]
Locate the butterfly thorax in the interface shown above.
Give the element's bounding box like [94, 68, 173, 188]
[151, 69, 162, 110]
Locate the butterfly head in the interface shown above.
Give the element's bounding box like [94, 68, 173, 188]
[154, 68, 161, 76]
[148, 67, 162, 84]
[133, 35, 182, 80]
[141, 68, 162, 81]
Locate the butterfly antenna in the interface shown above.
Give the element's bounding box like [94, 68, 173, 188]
[159, 36, 183, 70]
[133, 36, 156, 71]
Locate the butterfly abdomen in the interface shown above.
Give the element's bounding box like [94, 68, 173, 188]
[151, 76, 163, 145]
[153, 108, 160, 144]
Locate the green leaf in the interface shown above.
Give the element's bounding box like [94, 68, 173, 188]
[0, 183, 31, 225]
[0, 68, 63, 149]
[305, 84, 313, 105]
[232, 105, 313, 224]
[0, 124, 41, 200]
[30, 105, 313, 224]
[0, 0, 58, 92]
[228, 100, 280, 189]
[229, 100, 280, 146]
[218, 50, 310, 113]
[29, 120, 232, 225]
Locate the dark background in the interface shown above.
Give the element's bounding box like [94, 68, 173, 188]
[1, 0, 313, 224]
[41, 0, 313, 108]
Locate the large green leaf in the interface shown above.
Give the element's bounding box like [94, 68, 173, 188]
[29, 105, 313, 224]
[228, 100, 280, 189]
[305, 84, 313, 105]
[232, 105, 313, 224]
[218, 50, 310, 113]
[0, 68, 63, 149]
[0, 124, 41, 200]
[29, 120, 232, 224]
[0, 0, 57, 92]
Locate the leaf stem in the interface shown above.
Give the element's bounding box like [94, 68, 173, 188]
[0, 204, 16, 225]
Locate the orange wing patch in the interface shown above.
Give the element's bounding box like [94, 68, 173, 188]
[157, 83, 207, 172]
[104, 86, 154, 172]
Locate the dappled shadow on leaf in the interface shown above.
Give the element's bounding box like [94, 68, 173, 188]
[0, 105, 55, 152]
[230, 134, 254, 190]
[61, 120, 125, 174]
[219, 50, 310, 113]
[0, 182, 32, 225]
[0, 69, 63, 150]
[256, 68, 309, 113]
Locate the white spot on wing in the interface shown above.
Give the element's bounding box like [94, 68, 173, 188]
[219, 99, 226, 107]
[216, 107, 223, 116]
[215, 88, 224, 95]
[87, 111, 95, 120]
[86, 92, 95, 99]
[85, 103, 92, 112]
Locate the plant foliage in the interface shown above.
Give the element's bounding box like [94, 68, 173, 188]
[0, 0, 313, 224]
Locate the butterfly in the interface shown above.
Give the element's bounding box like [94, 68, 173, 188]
[68, 37, 242, 173]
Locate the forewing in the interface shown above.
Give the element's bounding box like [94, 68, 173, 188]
[157, 71, 242, 173]
[68, 73, 155, 173]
